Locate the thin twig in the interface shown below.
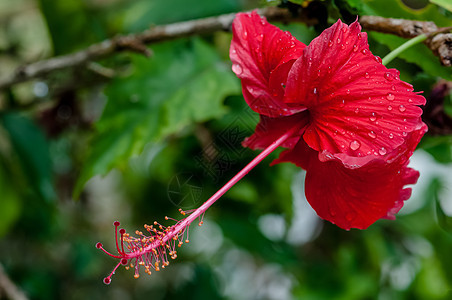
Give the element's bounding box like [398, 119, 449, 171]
[359, 15, 452, 66]
[0, 264, 28, 300]
[0, 8, 450, 90]
[0, 7, 292, 90]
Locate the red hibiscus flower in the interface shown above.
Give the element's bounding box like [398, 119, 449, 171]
[97, 11, 429, 285]
[230, 12, 427, 230]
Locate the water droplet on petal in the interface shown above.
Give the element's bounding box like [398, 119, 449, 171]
[337, 38, 341, 44]
[387, 105, 393, 111]
[354, 108, 359, 114]
[357, 33, 362, 40]
[399, 105, 406, 112]
[368, 131, 376, 139]
[312, 87, 318, 95]
[349, 140, 361, 151]
[384, 72, 393, 81]
[361, 49, 368, 55]
[369, 112, 377, 122]
[353, 45, 358, 52]
[389, 133, 394, 139]
[232, 63, 243, 75]
[328, 40, 333, 47]
[391, 85, 396, 91]
[374, 56, 382, 63]
[346, 89, 350, 95]
[408, 98, 413, 103]
[256, 34, 263, 42]
[341, 44, 345, 50]
[242, 30, 248, 40]
[378, 147, 387, 155]
[402, 132, 407, 137]
[386, 93, 395, 101]
[327, 66, 332, 74]
[365, 72, 370, 79]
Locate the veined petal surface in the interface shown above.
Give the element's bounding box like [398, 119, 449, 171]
[284, 20, 425, 163]
[230, 11, 306, 117]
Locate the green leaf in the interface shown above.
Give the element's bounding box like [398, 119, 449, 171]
[419, 135, 452, 163]
[431, 178, 452, 235]
[39, 0, 106, 54]
[430, 0, 452, 12]
[123, 0, 242, 32]
[0, 165, 22, 237]
[74, 39, 240, 197]
[1, 113, 55, 202]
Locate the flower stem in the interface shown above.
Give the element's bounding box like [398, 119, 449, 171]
[135, 124, 301, 256]
[382, 33, 428, 66]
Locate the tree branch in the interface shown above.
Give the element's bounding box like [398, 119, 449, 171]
[359, 15, 452, 66]
[0, 264, 28, 300]
[0, 8, 450, 90]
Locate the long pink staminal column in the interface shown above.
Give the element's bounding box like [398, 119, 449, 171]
[97, 123, 304, 284]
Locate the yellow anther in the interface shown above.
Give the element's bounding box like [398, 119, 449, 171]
[134, 274, 140, 279]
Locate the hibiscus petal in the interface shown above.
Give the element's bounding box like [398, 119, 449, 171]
[230, 11, 306, 117]
[284, 19, 426, 162]
[274, 124, 427, 230]
[243, 111, 309, 150]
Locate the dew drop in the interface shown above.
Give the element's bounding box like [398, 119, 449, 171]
[378, 147, 387, 155]
[408, 98, 413, 103]
[386, 93, 395, 101]
[387, 105, 393, 111]
[368, 131, 377, 139]
[353, 44, 358, 52]
[341, 44, 345, 50]
[242, 30, 248, 40]
[346, 89, 350, 95]
[328, 40, 333, 47]
[369, 112, 377, 122]
[312, 87, 318, 95]
[341, 26, 347, 33]
[337, 38, 341, 44]
[398, 105, 406, 112]
[391, 85, 396, 91]
[232, 63, 243, 75]
[402, 131, 407, 137]
[375, 56, 382, 63]
[361, 49, 368, 55]
[357, 33, 362, 40]
[354, 108, 359, 114]
[384, 72, 393, 81]
[389, 133, 394, 139]
[256, 34, 263, 42]
[349, 140, 361, 151]
[327, 66, 332, 74]
[365, 72, 370, 79]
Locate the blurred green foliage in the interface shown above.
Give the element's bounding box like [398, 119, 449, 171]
[0, 0, 452, 299]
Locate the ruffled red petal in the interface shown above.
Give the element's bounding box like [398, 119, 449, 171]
[230, 11, 306, 117]
[284, 19, 426, 163]
[274, 124, 427, 230]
